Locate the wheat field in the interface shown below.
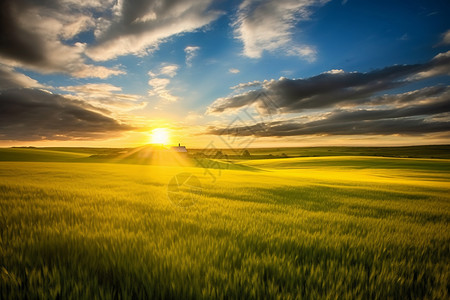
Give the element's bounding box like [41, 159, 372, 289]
[0, 149, 449, 299]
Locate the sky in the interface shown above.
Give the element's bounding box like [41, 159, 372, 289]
[0, 0, 449, 148]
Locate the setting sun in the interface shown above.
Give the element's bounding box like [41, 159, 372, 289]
[151, 128, 170, 145]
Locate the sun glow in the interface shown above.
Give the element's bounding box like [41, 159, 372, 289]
[151, 128, 170, 145]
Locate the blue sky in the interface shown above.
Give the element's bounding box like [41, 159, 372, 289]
[0, 0, 449, 147]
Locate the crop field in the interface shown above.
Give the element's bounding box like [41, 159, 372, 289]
[0, 147, 449, 299]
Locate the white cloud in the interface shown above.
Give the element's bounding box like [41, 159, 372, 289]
[231, 80, 263, 90]
[324, 69, 345, 74]
[148, 81, 179, 102]
[62, 83, 123, 94]
[148, 64, 179, 78]
[0, 0, 218, 77]
[441, 29, 450, 45]
[60, 83, 146, 112]
[229, 68, 240, 74]
[286, 45, 317, 62]
[71, 64, 125, 79]
[233, 0, 328, 60]
[86, 1, 221, 61]
[160, 65, 179, 78]
[184, 46, 200, 66]
[148, 78, 171, 90]
[147, 65, 179, 102]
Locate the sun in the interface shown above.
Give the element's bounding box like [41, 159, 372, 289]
[151, 128, 170, 145]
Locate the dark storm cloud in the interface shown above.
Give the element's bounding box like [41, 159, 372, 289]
[207, 52, 450, 114]
[0, 88, 133, 140]
[322, 99, 450, 123]
[366, 85, 449, 106]
[206, 117, 450, 137]
[205, 87, 450, 137]
[0, 1, 46, 64]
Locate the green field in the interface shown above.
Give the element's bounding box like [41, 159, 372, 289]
[0, 147, 449, 298]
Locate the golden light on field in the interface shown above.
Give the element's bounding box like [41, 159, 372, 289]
[151, 128, 170, 145]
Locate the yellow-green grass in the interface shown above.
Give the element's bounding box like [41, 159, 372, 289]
[0, 148, 89, 162]
[189, 145, 450, 159]
[0, 157, 449, 299]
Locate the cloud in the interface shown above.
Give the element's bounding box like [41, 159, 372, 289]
[207, 51, 450, 114]
[148, 65, 179, 102]
[366, 85, 449, 106]
[148, 79, 178, 102]
[87, 1, 220, 61]
[0, 67, 138, 141]
[0, 88, 133, 140]
[285, 45, 317, 62]
[324, 69, 345, 75]
[399, 33, 409, 41]
[62, 83, 122, 94]
[0, 65, 45, 89]
[207, 118, 450, 137]
[159, 64, 179, 78]
[0, 0, 124, 78]
[229, 68, 240, 74]
[205, 86, 450, 137]
[184, 46, 200, 66]
[148, 78, 171, 90]
[205, 52, 450, 138]
[148, 64, 179, 78]
[411, 51, 450, 80]
[440, 29, 450, 45]
[231, 80, 263, 90]
[59, 83, 146, 112]
[233, 0, 328, 60]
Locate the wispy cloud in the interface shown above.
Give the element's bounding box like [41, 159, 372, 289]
[160, 65, 179, 78]
[229, 68, 240, 74]
[231, 80, 264, 90]
[399, 33, 409, 41]
[148, 64, 180, 102]
[60, 83, 146, 112]
[184, 46, 200, 67]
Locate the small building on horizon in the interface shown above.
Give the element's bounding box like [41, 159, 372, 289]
[171, 143, 187, 153]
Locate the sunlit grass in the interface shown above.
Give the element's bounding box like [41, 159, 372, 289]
[0, 156, 449, 298]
